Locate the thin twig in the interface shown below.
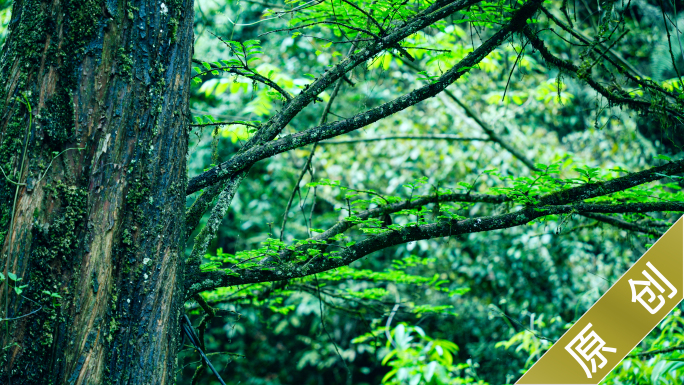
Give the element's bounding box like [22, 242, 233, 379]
[189, 121, 261, 129]
[280, 145, 317, 241]
[389, 52, 540, 171]
[338, 0, 415, 60]
[579, 212, 665, 236]
[259, 21, 380, 39]
[319, 135, 490, 144]
[314, 274, 352, 382]
[629, 345, 684, 358]
[191, 59, 293, 102]
[502, 39, 530, 102]
[280, 63, 347, 240]
[183, 315, 227, 385]
[659, 0, 684, 91]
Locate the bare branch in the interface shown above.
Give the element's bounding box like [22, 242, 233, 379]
[189, 121, 261, 129]
[389, 52, 540, 171]
[318, 135, 490, 144]
[281, 78, 346, 240]
[579, 212, 665, 236]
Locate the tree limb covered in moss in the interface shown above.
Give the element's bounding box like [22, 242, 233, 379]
[281, 77, 345, 240]
[240, 0, 486, 152]
[297, 191, 509, 245]
[522, 25, 684, 121]
[538, 158, 684, 206]
[186, 0, 544, 195]
[185, 158, 684, 294]
[264, 160, 684, 263]
[185, 201, 684, 296]
[187, 171, 249, 266]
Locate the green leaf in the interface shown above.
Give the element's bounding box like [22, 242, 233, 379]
[15, 285, 27, 295]
[424, 361, 437, 383]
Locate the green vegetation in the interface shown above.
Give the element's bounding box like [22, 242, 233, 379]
[1, 0, 683, 383]
[179, 0, 684, 383]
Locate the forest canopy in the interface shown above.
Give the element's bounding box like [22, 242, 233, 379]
[0, 0, 683, 383]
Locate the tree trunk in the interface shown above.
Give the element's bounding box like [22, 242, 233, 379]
[0, 1, 193, 383]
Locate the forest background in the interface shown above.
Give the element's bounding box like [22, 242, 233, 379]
[1, 0, 683, 384]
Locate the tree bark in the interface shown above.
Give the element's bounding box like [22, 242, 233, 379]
[0, 1, 193, 383]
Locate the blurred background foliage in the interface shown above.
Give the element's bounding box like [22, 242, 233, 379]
[41, 0, 678, 383]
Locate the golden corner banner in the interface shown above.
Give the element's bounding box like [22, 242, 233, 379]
[516, 215, 684, 385]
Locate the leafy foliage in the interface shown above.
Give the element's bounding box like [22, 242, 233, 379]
[178, 0, 684, 384]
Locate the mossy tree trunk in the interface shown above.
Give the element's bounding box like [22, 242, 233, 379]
[0, 0, 193, 383]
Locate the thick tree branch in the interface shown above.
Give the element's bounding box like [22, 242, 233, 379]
[538, 159, 684, 206]
[267, 161, 684, 264]
[187, 171, 249, 266]
[186, 182, 226, 237]
[243, 0, 484, 149]
[522, 26, 684, 121]
[187, 0, 544, 195]
[185, 158, 684, 294]
[187, 0, 486, 203]
[185, 202, 684, 296]
[306, 192, 509, 245]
